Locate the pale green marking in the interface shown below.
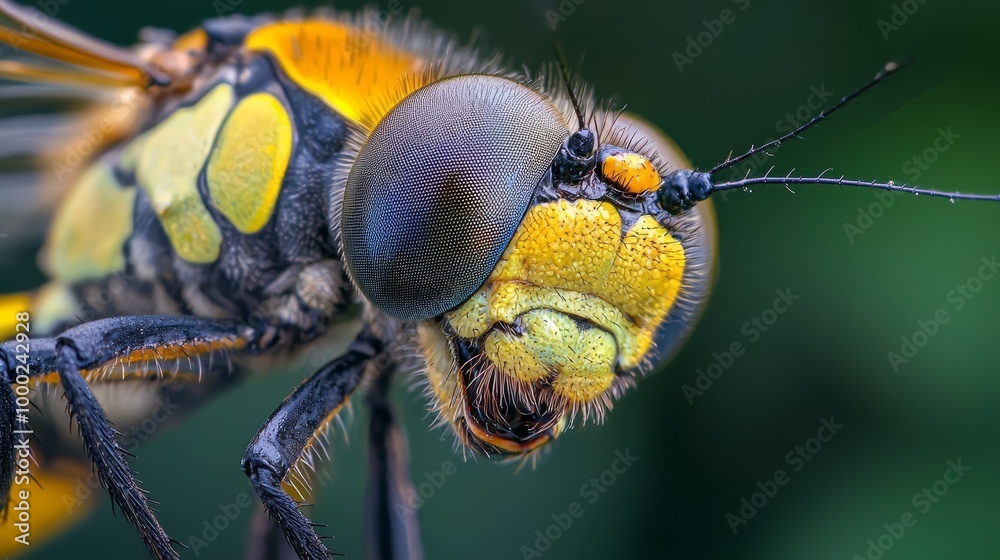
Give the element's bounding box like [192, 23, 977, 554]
[44, 162, 136, 281]
[132, 84, 234, 264]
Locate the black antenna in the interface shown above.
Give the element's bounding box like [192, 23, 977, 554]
[709, 62, 900, 175]
[549, 41, 596, 183]
[554, 42, 586, 130]
[713, 172, 1000, 202]
[656, 62, 1000, 215]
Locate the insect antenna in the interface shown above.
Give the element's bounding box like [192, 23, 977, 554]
[710, 62, 901, 175]
[548, 41, 597, 182]
[657, 62, 1000, 214]
[712, 172, 1000, 202]
[554, 42, 586, 129]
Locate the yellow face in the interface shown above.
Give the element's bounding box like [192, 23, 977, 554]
[331, 65, 716, 456]
[416, 124, 712, 456]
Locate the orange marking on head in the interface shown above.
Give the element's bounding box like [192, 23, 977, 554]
[600, 151, 662, 194]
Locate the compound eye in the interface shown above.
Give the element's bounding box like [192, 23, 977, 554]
[598, 147, 663, 194]
[341, 75, 570, 321]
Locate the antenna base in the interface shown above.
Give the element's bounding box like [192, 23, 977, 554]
[659, 170, 714, 214]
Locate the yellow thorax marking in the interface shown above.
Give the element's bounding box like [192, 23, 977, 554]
[43, 162, 136, 281]
[207, 93, 293, 234]
[245, 20, 434, 130]
[448, 199, 686, 370]
[124, 83, 234, 264]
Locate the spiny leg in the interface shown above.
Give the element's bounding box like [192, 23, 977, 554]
[245, 503, 299, 560]
[0, 315, 252, 559]
[365, 368, 423, 560]
[0, 372, 15, 516]
[56, 345, 179, 558]
[242, 327, 384, 560]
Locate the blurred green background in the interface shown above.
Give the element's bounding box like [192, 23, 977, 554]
[2, 0, 999, 558]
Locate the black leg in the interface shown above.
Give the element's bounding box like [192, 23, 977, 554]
[0, 375, 15, 518]
[245, 503, 300, 560]
[56, 346, 180, 558]
[0, 316, 250, 381]
[0, 315, 252, 559]
[364, 368, 423, 560]
[242, 327, 383, 560]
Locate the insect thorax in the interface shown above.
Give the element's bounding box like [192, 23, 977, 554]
[37, 18, 422, 339]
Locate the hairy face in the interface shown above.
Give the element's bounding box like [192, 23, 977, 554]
[338, 73, 715, 457]
[415, 114, 716, 456]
